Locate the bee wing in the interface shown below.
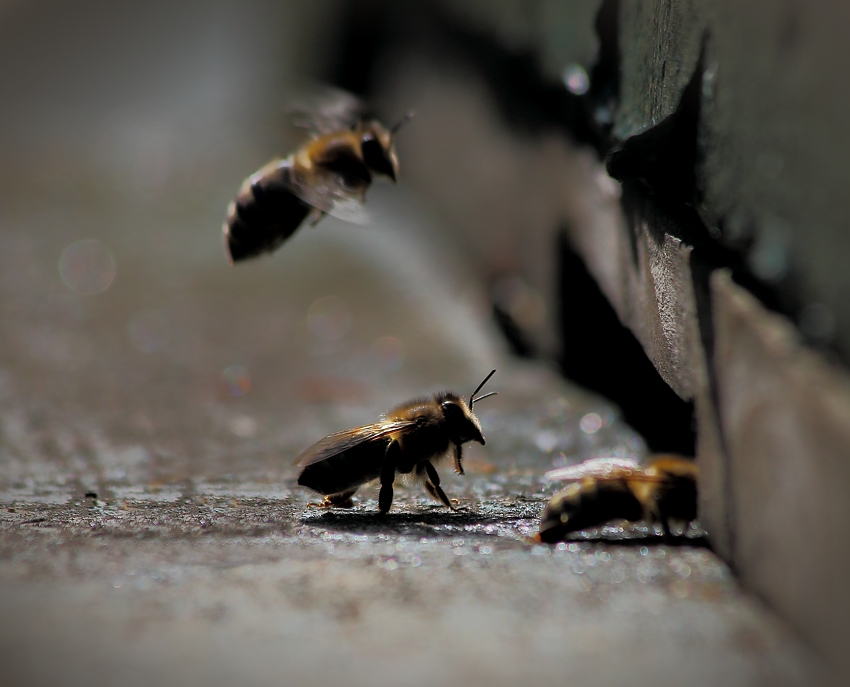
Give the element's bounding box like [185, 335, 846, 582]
[544, 457, 664, 483]
[284, 170, 372, 225]
[294, 420, 417, 468]
[288, 86, 365, 135]
[644, 454, 698, 478]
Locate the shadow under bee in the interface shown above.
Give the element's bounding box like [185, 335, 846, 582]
[557, 529, 711, 549]
[300, 508, 532, 537]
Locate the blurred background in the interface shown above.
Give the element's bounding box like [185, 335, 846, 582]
[1, 1, 849, 685]
[0, 0, 505, 483]
[0, 0, 694, 472]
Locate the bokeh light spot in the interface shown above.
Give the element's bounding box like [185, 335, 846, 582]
[579, 412, 603, 434]
[222, 365, 250, 397]
[59, 239, 117, 295]
[307, 295, 352, 341]
[562, 63, 590, 95]
[535, 429, 560, 453]
[230, 415, 258, 438]
[749, 242, 787, 282]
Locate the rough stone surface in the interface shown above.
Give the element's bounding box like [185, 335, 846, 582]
[618, 1, 850, 360]
[613, 7, 850, 679]
[0, 497, 815, 687]
[0, 2, 841, 685]
[712, 271, 850, 677]
[0, 179, 821, 685]
[437, 0, 603, 82]
[384, 5, 850, 681]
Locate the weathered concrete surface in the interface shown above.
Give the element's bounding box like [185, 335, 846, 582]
[0, 495, 811, 687]
[0, 2, 836, 684]
[0, 178, 822, 686]
[614, 7, 850, 681]
[436, 0, 602, 82]
[618, 1, 850, 359]
[363, 4, 850, 682]
[712, 271, 850, 677]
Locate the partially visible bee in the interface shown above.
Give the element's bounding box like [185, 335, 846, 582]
[295, 370, 497, 513]
[224, 88, 413, 262]
[535, 455, 698, 544]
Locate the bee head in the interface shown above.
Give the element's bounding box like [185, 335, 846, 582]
[438, 393, 485, 446]
[537, 483, 584, 543]
[359, 120, 401, 182]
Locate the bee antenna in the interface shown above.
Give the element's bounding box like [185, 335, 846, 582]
[469, 369, 496, 408]
[391, 110, 415, 135]
[470, 391, 498, 406]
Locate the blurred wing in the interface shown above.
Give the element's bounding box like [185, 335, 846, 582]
[284, 170, 372, 225]
[644, 454, 698, 478]
[288, 86, 365, 135]
[294, 420, 417, 467]
[544, 457, 663, 483]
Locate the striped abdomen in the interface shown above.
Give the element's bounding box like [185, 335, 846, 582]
[224, 160, 311, 262]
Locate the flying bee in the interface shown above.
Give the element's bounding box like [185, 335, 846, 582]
[535, 455, 698, 544]
[295, 370, 497, 513]
[223, 88, 413, 262]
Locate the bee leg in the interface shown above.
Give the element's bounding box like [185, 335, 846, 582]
[306, 207, 325, 226]
[423, 481, 442, 504]
[659, 513, 674, 543]
[453, 443, 465, 476]
[324, 489, 358, 508]
[422, 460, 455, 510]
[379, 440, 400, 513]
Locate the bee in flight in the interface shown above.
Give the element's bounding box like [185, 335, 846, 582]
[223, 88, 412, 262]
[535, 455, 698, 544]
[294, 370, 497, 513]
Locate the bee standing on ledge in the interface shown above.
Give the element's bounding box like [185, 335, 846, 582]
[224, 89, 413, 262]
[295, 370, 497, 513]
[535, 455, 698, 544]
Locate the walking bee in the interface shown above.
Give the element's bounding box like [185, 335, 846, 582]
[536, 455, 698, 543]
[295, 370, 497, 513]
[223, 88, 412, 262]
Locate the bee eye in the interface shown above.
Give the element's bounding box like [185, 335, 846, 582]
[361, 137, 396, 181]
[317, 145, 372, 189]
[439, 400, 460, 419]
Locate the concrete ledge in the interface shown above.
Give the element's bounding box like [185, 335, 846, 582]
[338, 2, 850, 679]
[712, 270, 850, 675]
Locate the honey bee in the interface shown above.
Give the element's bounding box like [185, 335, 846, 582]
[536, 455, 698, 544]
[224, 89, 412, 262]
[295, 370, 497, 513]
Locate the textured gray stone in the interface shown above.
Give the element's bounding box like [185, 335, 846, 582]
[370, 4, 850, 682]
[0, 180, 819, 686]
[0, 2, 841, 684]
[712, 270, 850, 676]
